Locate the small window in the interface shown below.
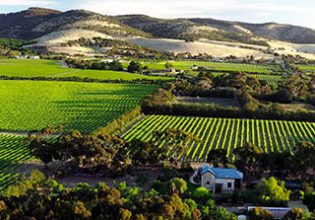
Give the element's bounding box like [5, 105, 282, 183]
[227, 182, 232, 188]
[206, 181, 210, 185]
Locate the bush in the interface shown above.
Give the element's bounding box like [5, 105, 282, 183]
[248, 207, 275, 220]
[251, 177, 291, 206]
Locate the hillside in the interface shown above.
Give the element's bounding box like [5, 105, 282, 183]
[117, 15, 268, 46]
[0, 8, 149, 41]
[191, 18, 315, 44]
[2, 8, 315, 58]
[118, 15, 315, 44]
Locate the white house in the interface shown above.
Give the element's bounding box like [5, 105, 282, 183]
[29, 55, 40, 59]
[190, 164, 243, 193]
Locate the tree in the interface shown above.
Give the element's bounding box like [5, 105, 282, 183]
[304, 192, 315, 212]
[193, 187, 213, 203]
[109, 60, 123, 71]
[248, 207, 274, 220]
[119, 208, 132, 220]
[206, 149, 229, 167]
[293, 142, 315, 179]
[169, 178, 187, 195]
[73, 201, 92, 220]
[29, 135, 57, 169]
[234, 142, 264, 181]
[127, 61, 142, 73]
[284, 208, 306, 220]
[253, 177, 291, 206]
[165, 62, 173, 71]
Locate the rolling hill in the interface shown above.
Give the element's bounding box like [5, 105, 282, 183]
[2, 8, 315, 58]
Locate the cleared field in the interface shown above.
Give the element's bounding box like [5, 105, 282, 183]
[0, 80, 157, 133]
[0, 135, 31, 191]
[0, 59, 171, 81]
[129, 60, 282, 74]
[122, 115, 315, 162]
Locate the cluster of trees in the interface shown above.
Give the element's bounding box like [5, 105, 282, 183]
[65, 58, 124, 71]
[61, 37, 133, 48]
[207, 142, 315, 182]
[248, 207, 315, 220]
[28, 127, 198, 176]
[206, 142, 315, 210]
[0, 170, 239, 220]
[0, 37, 34, 57]
[141, 73, 315, 122]
[277, 73, 315, 103]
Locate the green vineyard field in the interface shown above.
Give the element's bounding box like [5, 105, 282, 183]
[0, 135, 31, 191]
[252, 74, 281, 87]
[127, 60, 283, 74]
[0, 80, 157, 133]
[0, 59, 171, 81]
[122, 115, 315, 162]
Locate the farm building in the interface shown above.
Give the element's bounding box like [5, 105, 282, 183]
[190, 164, 243, 193]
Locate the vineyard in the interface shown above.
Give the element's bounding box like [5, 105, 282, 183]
[0, 135, 31, 191]
[0, 59, 170, 81]
[0, 80, 157, 133]
[131, 60, 283, 74]
[122, 115, 315, 162]
[252, 74, 281, 87]
[207, 73, 281, 87]
[297, 65, 315, 72]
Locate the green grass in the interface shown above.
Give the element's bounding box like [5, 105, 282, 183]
[127, 60, 283, 74]
[297, 65, 315, 72]
[0, 134, 31, 191]
[122, 115, 315, 162]
[0, 80, 157, 133]
[0, 59, 171, 81]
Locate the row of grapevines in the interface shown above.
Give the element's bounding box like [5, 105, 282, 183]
[122, 115, 315, 162]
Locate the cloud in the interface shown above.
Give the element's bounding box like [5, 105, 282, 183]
[0, 0, 57, 6]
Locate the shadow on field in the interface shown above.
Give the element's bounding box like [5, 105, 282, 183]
[52, 88, 144, 133]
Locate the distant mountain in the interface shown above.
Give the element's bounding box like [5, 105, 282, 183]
[118, 15, 315, 44]
[2, 8, 315, 58]
[190, 18, 315, 44]
[0, 8, 149, 40]
[116, 15, 268, 46]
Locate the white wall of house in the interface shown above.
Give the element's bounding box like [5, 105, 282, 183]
[201, 172, 216, 191]
[215, 178, 235, 193]
[201, 172, 235, 193]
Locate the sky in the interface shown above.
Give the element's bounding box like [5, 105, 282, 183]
[0, 0, 315, 29]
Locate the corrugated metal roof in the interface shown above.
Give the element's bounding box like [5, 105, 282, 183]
[200, 165, 243, 179]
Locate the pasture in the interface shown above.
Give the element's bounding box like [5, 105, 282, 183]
[122, 115, 315, 162]
[0, 80, 157, 133]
